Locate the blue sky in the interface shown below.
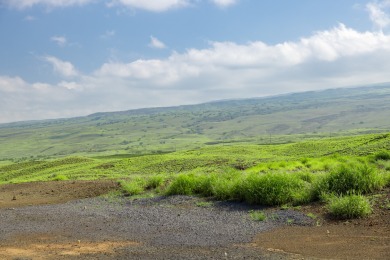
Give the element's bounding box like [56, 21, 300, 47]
[1, 0, 390, 123]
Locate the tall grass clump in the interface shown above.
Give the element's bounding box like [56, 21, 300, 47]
[145, 174, 167, 190]
[166, 170, 315, 206]
[316, 162, 385, 197]
[165, 167, 242, 199]
[374, 150, 390, 161]
[120, 178, 147, 196]
[165, 173, 215, 196]
[327, 194, 372, 219]
[52, 174, 69, 181]
[238, 172, 314, 206]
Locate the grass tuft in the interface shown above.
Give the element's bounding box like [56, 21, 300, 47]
[249, 210, 267, 221]
[239, 172, 313, 206]
[327, 194, 372, 219]
[316, 162, 385, 196]
[52, 174, 69, 181]
[374, 150, 390, 161]
[120, 178, 146, 196]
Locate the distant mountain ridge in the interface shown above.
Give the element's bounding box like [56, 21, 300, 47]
[1, 84, 390, 160]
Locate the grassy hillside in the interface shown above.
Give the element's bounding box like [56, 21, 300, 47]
[1, 132, 389, 184]
[1, 132, 389, 219]
[1, 85, 390, 160]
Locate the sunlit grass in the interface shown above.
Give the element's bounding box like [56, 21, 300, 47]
[1, 133, 389, 220]
[327, 194, 372, 219]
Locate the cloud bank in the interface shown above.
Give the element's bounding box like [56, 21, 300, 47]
[1, 22, 390, 123]
[5, 0, 94, 9]
[210, 0, 237, 8]
[4, 0, 239, 11]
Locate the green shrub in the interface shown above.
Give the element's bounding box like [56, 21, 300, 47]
[327, 194, 372, 219]
[52, 174, 69, 181]
[120, 178, 146, 196]
[385, 172, 390, 186]
[211, 176, 237, 200]
[296, 171, 316, 183]
[165, 174, 213, 195]
[211, 170, 243, 200]
[239, 172, 313, 206]
[145, 174, 166, 189]
[317, 163, 385, 196]
[165, 169, 241, 198]
[165, 174, 195, 195]
[374, 150, 390, 161]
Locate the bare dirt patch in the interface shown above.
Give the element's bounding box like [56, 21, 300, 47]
[254, 188, 390, 259]
[0, 233, 140, 260]
[254, 225, 389, 259]
[0, 180, 120, 208]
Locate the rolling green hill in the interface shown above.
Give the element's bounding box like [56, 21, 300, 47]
[1, 132, 389, 184]
[1, 85, 390, 160]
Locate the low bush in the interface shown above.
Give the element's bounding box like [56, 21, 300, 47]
[165, 173, 215, 196]
[327, 194, 372, 219]
[238, 172, 313, 206]
[145, 174, 167, 189]
[165, 174, 197, 195]
[374, 150, 390, 161]
[120, 178, 146, 196]
[316, 162, 385, 196]
[52, 174, 69, 181]
[166, 170, 314, 206]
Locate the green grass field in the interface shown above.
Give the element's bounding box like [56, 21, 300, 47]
[1, 132, 389, 219]
[1, 86, 390, 219]
[1, 132, 389, 183]
[1, 133, 388, 185]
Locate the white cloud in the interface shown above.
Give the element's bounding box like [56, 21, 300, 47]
[108, 0, 191, 12]
[0, 76, 28, 93]
[2, 24, 390, 123]
[58, 81, 83, 90]
[0, 76, 90, 123]
[5, 0, 94, 9]
[5, 0, 238, 11]
[367, 0, 390, 30]
[44, 56, 79, 78]
[149, 36, 167, 49]
[94, 24, 390, 103]
[50, 36, 67, 47]
[100, 30, 116, 39]
[210, 0, 237, 8]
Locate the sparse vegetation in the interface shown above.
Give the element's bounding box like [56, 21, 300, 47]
[327, 194, 372, 219]
[249, 210, 267, 221]
[120, 178, 147, 196]
[195, 201, 213, 208]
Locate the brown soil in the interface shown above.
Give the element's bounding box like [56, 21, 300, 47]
[1, 234, 140, 260]
[0, 181, 389, 259]
[254, 188, 390, 259]
[0, 180, 120, 208]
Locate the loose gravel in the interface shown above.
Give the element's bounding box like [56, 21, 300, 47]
[0, 195, 314, 259]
